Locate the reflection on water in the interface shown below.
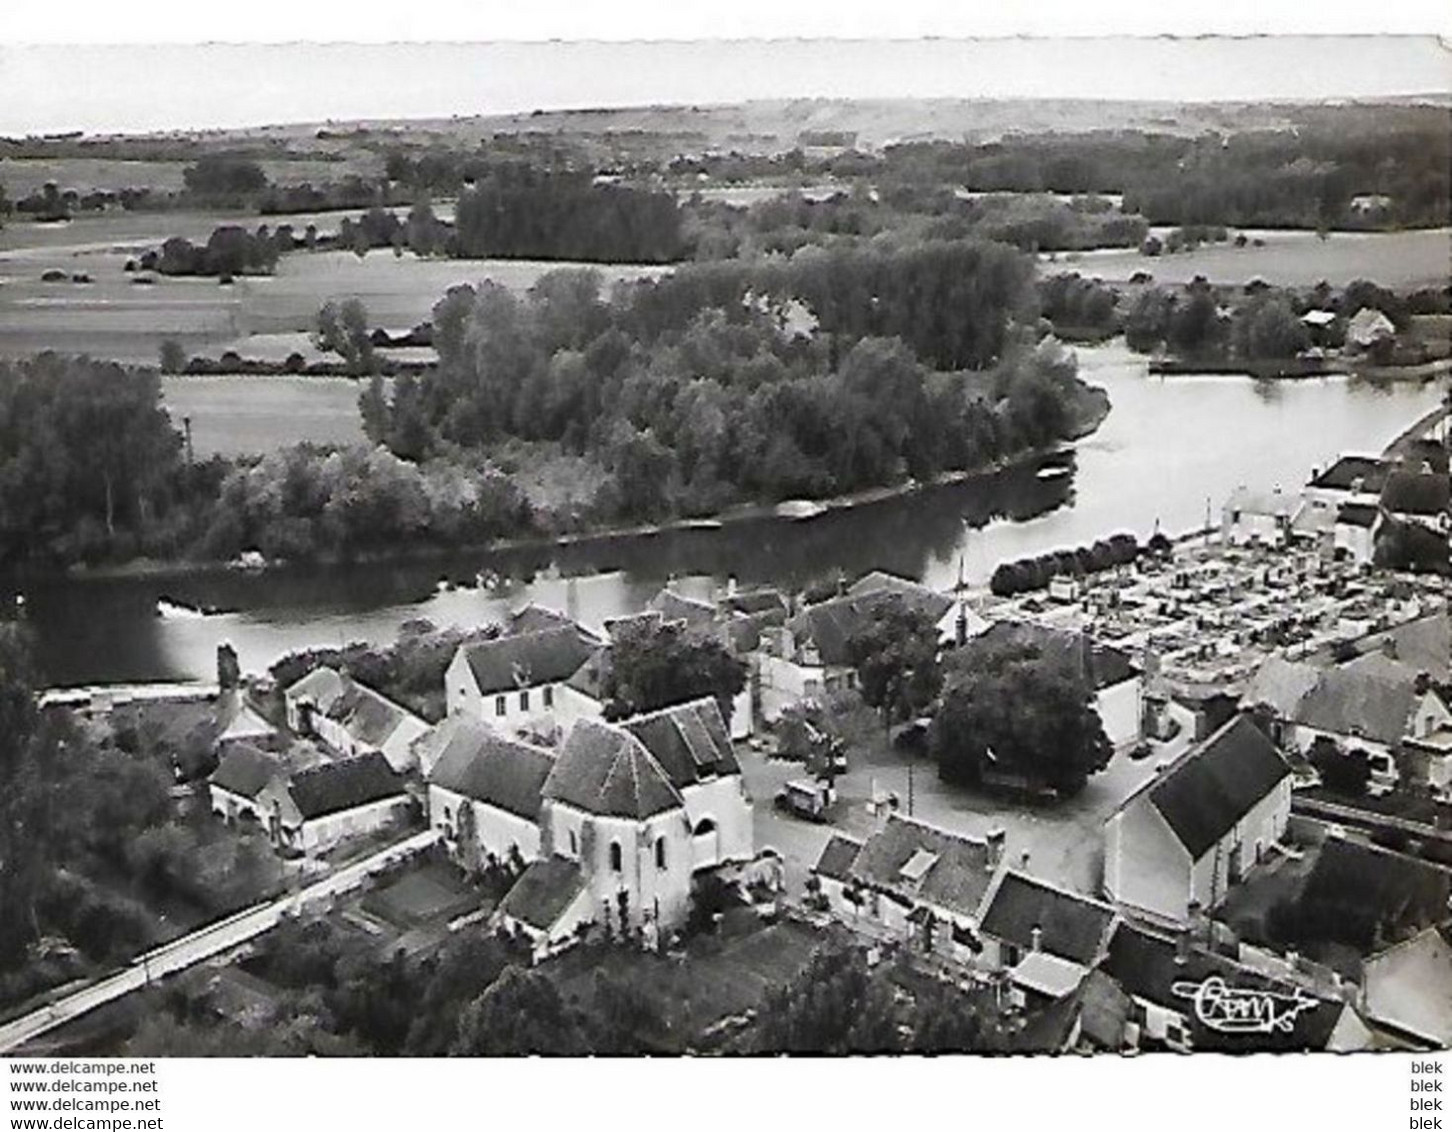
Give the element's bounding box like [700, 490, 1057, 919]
[15, 342, 1446, 685]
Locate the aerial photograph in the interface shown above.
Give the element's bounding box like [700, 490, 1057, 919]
[0, 34, 1448, 1059]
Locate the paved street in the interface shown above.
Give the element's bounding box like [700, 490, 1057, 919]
[0, 829, 440, 1055]
[741, 703, 1198, 900]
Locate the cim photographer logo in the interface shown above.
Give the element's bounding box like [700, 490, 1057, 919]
[1171, 976, 1319, 1035]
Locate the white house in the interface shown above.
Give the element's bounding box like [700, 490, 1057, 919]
[308, 679, 429, 774]
[976, 870, 1118, 985]
[445, 626, 604, 738]
[810, 814, 1007, 963]
[1221, 485, 1295, 548]
[1346, 307, 1396, 352]
[427, 719, 555, 868]
[1287, 651, 1452, 796]
[1333, 502, 1380, 565]
[212, 749, 410, 857]
[283, 666, 347, 734]
[1300, 455, 1391, 531]
[1103, 715, 1291, 927]
[209, 743, 285, 827]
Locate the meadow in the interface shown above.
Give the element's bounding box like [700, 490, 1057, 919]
[1047, 226, 1452, 289]
[159, 374, 367, 457]
[0, 210, 669, 363]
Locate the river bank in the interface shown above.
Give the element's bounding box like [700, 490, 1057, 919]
[58, 392, 1108, 589]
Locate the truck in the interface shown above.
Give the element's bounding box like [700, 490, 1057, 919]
[774, 778, 834, 822]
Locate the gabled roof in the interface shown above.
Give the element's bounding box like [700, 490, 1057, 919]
[849, 814, 996, 921]
[1381, 471, 1450, 517]
[215, 691, 277, 745]
[1363, 927, 1452, 1046]
[1293, 652, 1431, 746]
[287, 752, 406, 820]
[1241, 655, 1321, 719]
[973, 621, 1140, 691]
[1336, 501, 1380, 528]
[1298, 833, 1452, 938]
[621, 697, 740, 789]
[1102, 922, 1344, 1052]
[328, 680, 420, 747]
[980, 871, 1117, 965]
[1225, 485, 1294, 519]
[648, 588, 717, 627]
[508, 604, 599, 642]
[722, 588, 789, 618]
[210, 743, 282, 799]
[284, 666, 346, 709]
[846, 571, 955, 623]
[1309, 455, 1390, 493]
[1347, 307, 1396, 346]
[543, 719, 683, 819]
[563, 646, 612, 701]
[497, 856, 587, 933]
[814, 833, 865, 883]
[428, 720, 554, 821]
[457, 627, 599, 695]
[1136, 716, 1290, 859]
[790, 585, 952, 668]
[1368, 610, 1450, 679]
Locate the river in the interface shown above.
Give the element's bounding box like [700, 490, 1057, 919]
[15, 341, 1446, 687]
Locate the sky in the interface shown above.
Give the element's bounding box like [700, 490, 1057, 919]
[0, 36, 1449, 136]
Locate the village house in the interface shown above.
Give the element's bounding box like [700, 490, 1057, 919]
[282, 666, 346, 734]
[973, 621, 1144, 747]
[211, 748, 410, 857]
[1333, 501, 1380, 565]
[1103, 715, 1292, 927]
[976, 870, 1119, 1006]
[426, 719, 555, 867]
[1221, 485, 1295, 548]
[1380, 470, 1451, 536]
[757, 578, 961, 724]
[1100, 921, 1372, 1053]
[1360, 927, 1452, 1049]
[1345, 307, 1397, 356]
[810, 814, 1007, 962]
[308, 678, 429, 774]
[445, 625, 604, 739]
[1285, 649, 1452, 796]
[1300, 454, 1391, 530]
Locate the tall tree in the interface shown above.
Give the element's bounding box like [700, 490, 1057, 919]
[449, 965, 590, 1056]
[845, 595, 943, 736]
[931, 635, 1112, 797]
[753, 941, 902, 1054]
[602, 617, 747, 726]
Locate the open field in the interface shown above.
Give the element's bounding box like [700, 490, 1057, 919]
[0, 156, 381, 197]
[160, 374, 368, 456]
[1, 211, 669, 363]
[1047, 226, 1452, 288]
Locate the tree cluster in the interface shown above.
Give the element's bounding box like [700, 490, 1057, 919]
[931, 634, 1113, 797]
[601, 617, 748, 727]
[989, 533, 1140, 597]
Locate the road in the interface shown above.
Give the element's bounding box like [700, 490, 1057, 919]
[741, 701, 1199, 901]
[0, 829, 440, 1055]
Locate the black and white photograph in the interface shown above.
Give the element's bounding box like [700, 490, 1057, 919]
[0, 6, 1450, 1092]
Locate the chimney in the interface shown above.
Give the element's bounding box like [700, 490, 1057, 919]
[1019, 850, 1031, 871]
[1174, 925, 1192, 965]
[985, 827, 1006, 871]
[726, 574, 738, 598]
[1030, 925, 1043, 953]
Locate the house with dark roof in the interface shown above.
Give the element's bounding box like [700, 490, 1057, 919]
[1333, 500, 1381, 564]
[973, 621, 1145, 747]
[208, 743, 285, 827]
[811, 814, 1007, 961]
[495, 855, 593, 962]
[1287, 651, 1452, 796]
[311, 678, 429, 774]
[445, 625, 604, 740]
[1380, 470, 1451, 536]
[1100, 921, 1371, 1053]
[425, 718, 555, 866]
[1302, 455, 1391, 532]
[264, 752, 410, 856]
[756, 579, 960, 725]
[1104, 715, 1291, 926]
[978, 871, 1118, 988]
[283, 666, 347, 734]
